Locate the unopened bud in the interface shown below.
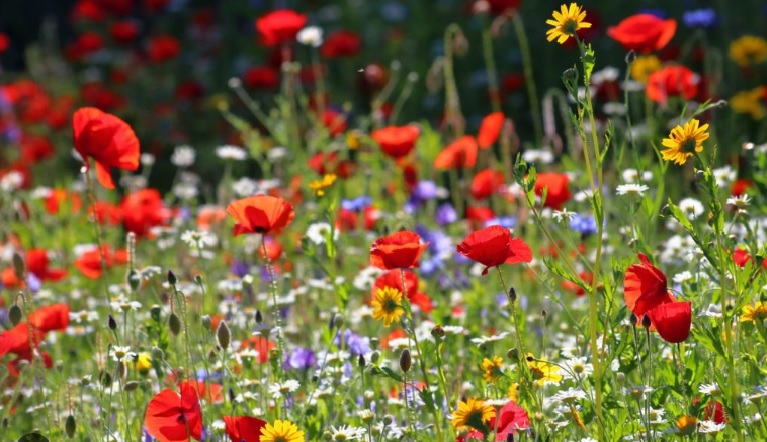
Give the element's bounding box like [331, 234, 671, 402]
[201, 315, 211, 330]
[382, 415, 394, 426]
[508, 288, 517, 303]
[399, 349, 412, 373]
[65, 414, 76, 437]
[127, 269, 140, 291]
[8, 304, 22, 326]
[151, 346, 164, 360]
[123, 381, 140, 392]
[507, 348, 519, 360]
[167, 270, 177, 285]
[12, 252, 24, 279]
[332, 314, 344, 329]
[108, 314, 117, 331]
[642, 314, 652, 328]
[217, 320, 231, 350]
[168, 313, 181, 336]
[370, 351, 380, 364]
[358, 354, 366, 368]
[431, 325, 445, 339]
[255, 310, 263, 324]
[629, 313, 638, 326]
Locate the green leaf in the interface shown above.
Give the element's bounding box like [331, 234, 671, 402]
[367, 365, 403, 382]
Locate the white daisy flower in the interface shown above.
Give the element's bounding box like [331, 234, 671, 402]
[171, 145, 196, 167]
[216, 145, 247, 161]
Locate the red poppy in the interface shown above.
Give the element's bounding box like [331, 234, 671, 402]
[71, 0, 106, 22]
[434, 136, 478, 170]
[73, 31, 104, 56]
[80, 82, 126, 111]
[223, 416, 267, 442]
[480, 0, 522, 15]
[255, 10, 307, 47]
[336, 206, 379, 232]
[607, 14, 676, 53]
[0, 323, 44, 357]
[562, 271, 593, 297]
[197, 207, 227, 231]
[733, 248, 751, 267]
[457, 430, 484, 441]
[45, 189, 83, 215]
[243, 66, 279, 90]
[372, 270, 433, 313]
[372, 125, 420, 159]
[226, 195, 295, 236]
[456, 225, 532, 275]
[692, 398, 728, 424]
[322, 109, 347, 137]
[28, 304, 70, 333]
[471, 169, 504, 200]
[258, 237, 283, 260]
[308, 151, 354, 179]
[647, 301, 691, 343]
[24, 250, 67, 281]
[121, 189, 171, 237]
[732, 178, 753, 196]
[240, 336, 276, 364]
[147, 35, 180, 62]
[492, 400, 530, 440]
[90, 201, 123, 225]
[110, 20, 140, 44]
[534, 173, 572, 210]
[646, 65, 697, 104]
[183, 380, 224, 404]
[20, 134, 54, 164]
[145, 381, 203, 442]
[74, 246, 127, 279]
[370, 231, 428, 270]
[478, 112, 504, 149]
[0, 33, 7, 54]
[72, 107, 140, 189]
[465, 206, 496, 228]
[357, 63, 390, 95]
[175, 80, 204, 101]
[321, 30, 361, 59]
[623, 253, 675, 317]
[144, 0, 170, 13]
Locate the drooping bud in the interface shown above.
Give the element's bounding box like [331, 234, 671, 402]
[12, 252, 25, 279]
[255, 310, 263, 324]
[431, 325, 445, 340]
[8, 304, 22, 326]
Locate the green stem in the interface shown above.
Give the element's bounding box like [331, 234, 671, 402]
[717, 234, 743, 441]
[443, 24, 465, 137]
[511, 12, 543, 145]
[481, 25, 501, 112]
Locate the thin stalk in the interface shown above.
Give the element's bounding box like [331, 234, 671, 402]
[481, 25, 501, 112]
[511, 12, 543, 144]
[261, 236, 286, 383]
[717, 234, 743, 440]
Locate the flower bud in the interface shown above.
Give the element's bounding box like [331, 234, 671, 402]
[217, 320, 231, 350]
[508, 287, 517, 303]
[507, 348, 519, 361]
[167, 270, 177, 285]
[629, 313, 638, 326]
[358, 354, 366, 369]
[65, 414, 76, 437]
[12, 252, 24, 279]
[642, 314, 652, 328]
[399, 349, 412, 373]
[431, 325, 445, 340]
[332, 314, 344, 329]
[8, 304, 22, 326]
[123, 381, 140, 392]
[108, 314, 117, 331]
[168, 313, 181, 336]
[151, 346, 164, 360]
[255, 310, 263, 324]
[201, 315, 211, 330]
[370, 351, 380, 364]
[382, 415, 394, 426]
[127, 269, 141, 291]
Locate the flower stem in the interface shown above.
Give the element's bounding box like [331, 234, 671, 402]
[511, 12, 543, 144]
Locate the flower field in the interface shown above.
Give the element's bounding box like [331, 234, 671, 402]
[1, 0, 767, 441]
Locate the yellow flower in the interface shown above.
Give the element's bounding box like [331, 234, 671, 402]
[508, 383, 520, 403]
[308, 173, 337, 196]
[346, 130, 361, 150]
[731, 87, 765, 120]
[741, 302, 767, 323]
[259, 420, 305, 442]
[630, 55, 661, 83]
[527, 354, 563, 386]
[134, 352, 152, 373]
[660, 118, 710, 166]
[675, 415, 698, 436]
[450, 398, 496, 432]
[371, 286, 405, 327]
[546, 3, 592, 44]
[481, 356, 505, 383]
[730, 35, 767, 68]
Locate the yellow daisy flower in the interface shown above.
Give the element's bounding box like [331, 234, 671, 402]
[660, 118, 710, 166]
[527, 354, 563, 386]
[630, 55, 661, 83]
[730, 35, 767, 68]
[546, 3, 592, 44]
[450, 398, 496, 432]
[371, 286, 405, 327]
[674, 415, 698, 436]
[731, 87, 766, 120]
[260, 419, 305, 442]
[134, 352, 153, 373]
[481, 355, 505, 383]
[308, 173, 337, 196]
[741, 301, 767, 323]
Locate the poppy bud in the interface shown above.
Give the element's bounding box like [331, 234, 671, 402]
[168, 313, 181, 336]
[616, 372, 625, 384]
[117, 361, 126, 379]
[562, 68, 578, 84]
[229, 387, 236, 402]
[508, 287, 517, 303]
[123, 381, 139, 392]
[382, 415, 394, 425]
[201, 315, 211, 330]
[399, 349, 412, 373]
[12, 252, 24, 279]
[642, 314, 652, 328]
[217, 320, 231, 350]
[506, 433, 515, 442]
[624, 50, 637, 64]
[150, 305, 162, 322]
[8, 304, 22, 326]
[629, 313, 638, 326]
[99, 371, 112, 387]
[694, 170, 705, 182]
[525, 354, 534, 362]
[127, 269, 140, 291]
[195, 275, 203, 284]
[108, 314, 117, 331]
[660, 204, 672, 216]
[167, 270, 177, 285]
[255, 310, 263, 324]
[431, 325, 445, 340]
[332, 313, 344, 329]
[370, 351, 380, 364]
[66, 414, 76, 437]
[358, 354, 366, 368]
[541, 309, 547, 318]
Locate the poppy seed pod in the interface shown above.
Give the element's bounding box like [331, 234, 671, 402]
[8, 304, 22, 326]
[217, 320, 231, 350]
[400, 349, 412, 373]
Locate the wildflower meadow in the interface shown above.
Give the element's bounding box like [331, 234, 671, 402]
[2, 0, 767, 441]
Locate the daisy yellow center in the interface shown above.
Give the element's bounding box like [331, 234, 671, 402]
[371, 286, 405, 327]
[451, 398, 496, 431]
[660, 118, 710, 166]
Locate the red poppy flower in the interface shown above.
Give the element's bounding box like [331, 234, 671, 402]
[647, 301, 691, 343]
[74, 246, 127, 279]
[372, 125, 420, 159]
[308, 151, 354, 179]
[72, 107, 140, 189]
[110, 20, 140, 44]
[322, 109, 347, 137]
[372, 270, 433, 313]
[732, 178, 753, 196]
[482, 0, 522, 15]
[534, 173, 572, 210]
[223, 416, 267, 442]
[336, 206, 379, 232]
[145, 381, 203, 442]
[0, 323, 44, 357]
[25, 249, 67, 281]
[321, 30, 361, 58]
[0, 33, 7, 54]
[471, 169, 504, 200]
[45, 189, 83, 215]
[646, 65, 697, 104]
[607, 14, 676, 53]
[175, 81, 204, 101]
[243, 66, 279, 90]
[147, 35, 180, 62]
[20, 134, 54, 164]
[226, 195, 295, 236]
[28, 304, 70, 333]
[183, 380, 224, 404]
[144, 0, 170, 13]
[456, 225, 532, 275]
[121, 189, 171, 237]
[465, 206, 496, 228]
[74, 31, 104, 56]
[197, 207, 227, 231]
[434, 136, 478, 170]
[258, 237, 283, 261]
[478, 112, 504, 149]
[90, 201, 123, 225]
[255, 10, 307, 47]
[492, 400, 530, 440]
[370, 231, 428, 270]
[623, 253, 675, 317]
[70, 0, 105, 22]
[733, 248, 751, 267]
[692, 398, 728, 424]
[240, 336, 276, 364]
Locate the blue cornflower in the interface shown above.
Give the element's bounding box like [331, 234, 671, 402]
[683, 8, 717, 28]
[341, 196, 372, 212]
[569, 214, 598, 236]
[435, 203, 457, 226]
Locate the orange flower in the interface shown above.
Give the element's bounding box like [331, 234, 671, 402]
[74, 246, 128, 279]
[223, 416, 267, 442]
[478, 112, 505, 148]
[607, 14, 676, 53]
[456, 225, 533, 275]
[72, 107, 140, 189]
[534, 173, 572, 210]
[371, 125, 420, 159]
[434, 136, 478, 170]
[145, 381, 203, 442]
[370, 231, 428, 270]
[623, 253, 674, 317]
[471, 169, 505, 200]
[226, 195, 295, 236]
